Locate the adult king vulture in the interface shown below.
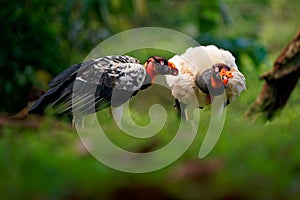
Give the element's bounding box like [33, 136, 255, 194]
[166, 45, 246, 120]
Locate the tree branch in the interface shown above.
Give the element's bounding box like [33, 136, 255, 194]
[244, 28, 300, 120]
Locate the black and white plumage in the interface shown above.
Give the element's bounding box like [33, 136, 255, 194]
[29, 55, 178, 125]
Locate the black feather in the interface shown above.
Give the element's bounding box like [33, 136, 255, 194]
[29, 56, 150, 119]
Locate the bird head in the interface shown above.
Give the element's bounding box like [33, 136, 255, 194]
[195, 63, 233, 96]
[211, 63, 233, 87]
[145, 56, 178, 80]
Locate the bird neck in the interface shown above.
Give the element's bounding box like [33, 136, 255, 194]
[196, 69, 225, 96]
[210, 75, 225, 96]
[145, 62, 158, 82]
[210, 76, 224, 89]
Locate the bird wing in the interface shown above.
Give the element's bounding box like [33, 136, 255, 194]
[166, 45, 246, 118]
[62, 55, 147, 115]
[29, 55, 147, 116]
[226, 67, 246, 103]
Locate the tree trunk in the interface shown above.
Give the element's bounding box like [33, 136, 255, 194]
[245, 28, 300, 120]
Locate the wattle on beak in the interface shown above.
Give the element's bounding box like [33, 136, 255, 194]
[168, 61, 178, 76]
[220, 68, 233, 86]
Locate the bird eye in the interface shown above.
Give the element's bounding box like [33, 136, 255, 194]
[215, 67, 219, 72]
[160, 60, 165, 65]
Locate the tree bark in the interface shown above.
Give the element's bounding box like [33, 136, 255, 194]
[245, 28, 300, 120]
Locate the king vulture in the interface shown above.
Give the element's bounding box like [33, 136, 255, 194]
[29, 55, 178, 126]
[166, 45, 246, 120]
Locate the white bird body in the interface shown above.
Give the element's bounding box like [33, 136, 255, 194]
[166, 45, 246, 119]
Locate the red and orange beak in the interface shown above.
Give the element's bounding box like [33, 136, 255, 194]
[220, 68, 233, 85]
[168, 61, 179, 76]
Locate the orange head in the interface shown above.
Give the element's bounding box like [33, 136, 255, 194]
[195, 63, 234, 96]
[211, 63, 233, 87]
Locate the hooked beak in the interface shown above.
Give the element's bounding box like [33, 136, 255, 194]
[167, 61, 179, 76]
[220, 68, 233, 85]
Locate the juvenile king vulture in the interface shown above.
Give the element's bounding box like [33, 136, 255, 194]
[29, 55, 178, 125]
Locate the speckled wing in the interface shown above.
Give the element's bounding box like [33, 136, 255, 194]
[74, 56, 145, 90]
[69, 55, 147, 114]
[30, 55, 147, 115]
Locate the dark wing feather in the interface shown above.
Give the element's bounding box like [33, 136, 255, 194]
[48, 63, 80, 88]
[29, 60, 94, 114]
[71, 55, 146, 114]
[29, 55, 146, 117]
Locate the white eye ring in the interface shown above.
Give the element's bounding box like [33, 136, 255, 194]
[215, 67, 219, 72]
[160, 61, 165, 65]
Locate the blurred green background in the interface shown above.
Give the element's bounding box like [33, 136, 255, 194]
[1, 0, 300, 199]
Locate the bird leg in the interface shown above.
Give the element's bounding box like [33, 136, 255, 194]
[174, 99, 187, 120]
[111, 105, 124, 126]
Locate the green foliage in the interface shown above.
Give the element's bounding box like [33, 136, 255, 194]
[197, 34, 267, 67]
[1, 1, 300, 197]
[1, 77, 300, 199]
[2, 0, 299, 113]
[0, 0, 69, 112]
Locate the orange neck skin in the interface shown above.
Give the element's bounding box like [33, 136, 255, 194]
[210, 76, 223, 89]
[145, 61, 158, 82]
[220, 68, 233, 85]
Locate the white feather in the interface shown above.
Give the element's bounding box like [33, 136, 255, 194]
[166, 45, 246, 119]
